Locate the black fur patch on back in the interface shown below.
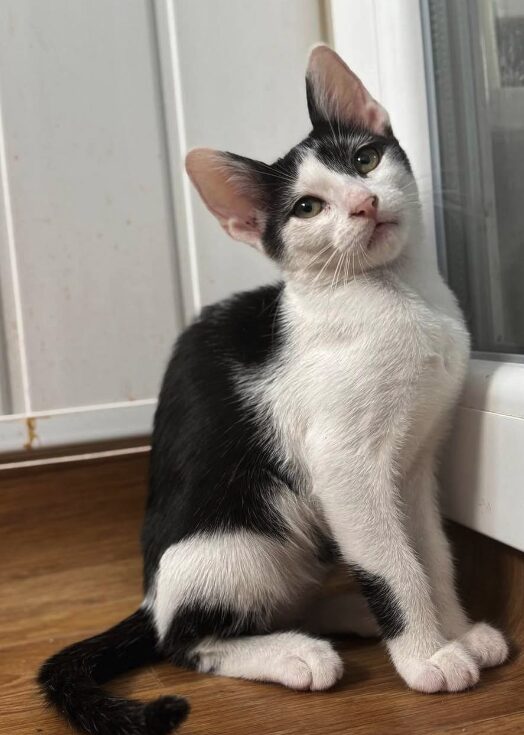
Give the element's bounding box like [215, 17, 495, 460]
[142, 283, 290, 591]
[353, 567, 405, 639]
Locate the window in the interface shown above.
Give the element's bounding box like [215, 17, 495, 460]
[428, 0, 524, 355]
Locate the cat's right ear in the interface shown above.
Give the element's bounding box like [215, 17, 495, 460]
[305, 45, 390, 134]
[185, 148, 267, 250]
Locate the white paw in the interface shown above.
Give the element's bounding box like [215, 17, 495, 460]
[399, 641, 479, 693]
[275, 637, 344, 691]
[460, 623, 509, 669]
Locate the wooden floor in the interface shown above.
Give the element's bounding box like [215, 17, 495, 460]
[1, 454, 523, 735]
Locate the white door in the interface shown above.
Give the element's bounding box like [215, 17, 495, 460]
[0, 0, 325, 452]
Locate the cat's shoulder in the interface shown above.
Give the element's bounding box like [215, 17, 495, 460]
[178, 281, 285, 367]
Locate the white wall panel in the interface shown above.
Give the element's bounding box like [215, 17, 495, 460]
[0, 400, 156, 453]
[0, 0, 326, 450]
[0, 0, 183, 411]
[0, 88, 29, 415]
[171, 0, 325, 306]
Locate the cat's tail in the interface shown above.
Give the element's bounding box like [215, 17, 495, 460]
[37, 608, 189, 735]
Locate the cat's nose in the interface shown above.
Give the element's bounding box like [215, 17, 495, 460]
[350, 194, 378, 220]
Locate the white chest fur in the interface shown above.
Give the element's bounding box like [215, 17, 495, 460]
[248, 260, 470, 489]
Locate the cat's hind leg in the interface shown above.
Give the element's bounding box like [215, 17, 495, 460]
[149, 521, 343, 691]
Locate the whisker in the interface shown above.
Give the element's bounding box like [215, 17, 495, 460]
[312, 248, 339, 287]
[356, 245, 370, 287]
[343, 249, 350, 286]
[351, 250, 357, 284]
[330, 250, 345, 294]
[300, 243, 334, 276]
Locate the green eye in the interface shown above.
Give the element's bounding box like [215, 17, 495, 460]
[354, 146, 381, 175]
[292, 196, 324, 219]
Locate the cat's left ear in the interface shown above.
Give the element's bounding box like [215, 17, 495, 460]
[306, 45, 390, 134]
[185, 148, 267, 250]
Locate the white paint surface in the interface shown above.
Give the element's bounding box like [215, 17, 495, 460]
[442, 358, 524, 552]
[0, 0, 183, 411]
[0, 0, 325, 423]
[442, 403, 524, 553]
[173, 0, 324, 306]
[0, 399, 155, 452]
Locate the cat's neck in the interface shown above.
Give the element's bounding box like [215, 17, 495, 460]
[282, 235, 445, 335]
[285, 242, 438, 301]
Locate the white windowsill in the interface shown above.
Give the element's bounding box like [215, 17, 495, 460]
[461, 358, 524, 419]
[442, 357, 524, 553]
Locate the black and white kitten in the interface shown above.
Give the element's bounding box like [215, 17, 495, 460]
[39, 45, 509, 735]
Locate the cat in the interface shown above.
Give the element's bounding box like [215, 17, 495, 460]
[38, 45, 509, 735]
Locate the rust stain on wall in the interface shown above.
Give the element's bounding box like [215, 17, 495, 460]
[24, 417, 39, 450]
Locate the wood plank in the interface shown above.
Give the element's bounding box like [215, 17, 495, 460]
[0, 455, 522, 734]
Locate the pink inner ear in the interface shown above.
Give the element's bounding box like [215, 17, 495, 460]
[307, 45, 390, 134]
[185, 148, 264, 248]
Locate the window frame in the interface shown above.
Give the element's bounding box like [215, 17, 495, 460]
[328, 0, 524, 552]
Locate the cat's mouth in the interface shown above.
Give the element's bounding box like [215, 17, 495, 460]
[366, 220, 398, 249]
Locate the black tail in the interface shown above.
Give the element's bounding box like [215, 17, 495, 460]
[38, 608, 189, 735]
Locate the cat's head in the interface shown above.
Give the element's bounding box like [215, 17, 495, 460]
[186, 45, 420, 286]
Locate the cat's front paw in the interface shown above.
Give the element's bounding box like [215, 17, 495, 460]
[397, 641, 479, 693]
[459, 623, 509, 669]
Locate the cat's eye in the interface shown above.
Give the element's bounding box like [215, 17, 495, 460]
[292, 196, 324, 219]
[354, 146, 381, 175]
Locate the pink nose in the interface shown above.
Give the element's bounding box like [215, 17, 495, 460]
[350, 194, 378, 220]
